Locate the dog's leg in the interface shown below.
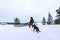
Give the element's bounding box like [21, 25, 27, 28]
[38, 30, 41, 32]
[36, 29, 41, 33]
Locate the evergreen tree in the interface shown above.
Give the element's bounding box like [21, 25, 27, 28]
[47, 12, 54, 24]
[14, 18, 20, 27]
[42, 17, 46, 25]
[55, 7, 60, 24]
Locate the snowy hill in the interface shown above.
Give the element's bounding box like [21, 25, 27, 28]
[0, 23, 60, 40]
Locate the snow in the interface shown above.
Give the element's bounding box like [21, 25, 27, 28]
[0, 23, 60, 40]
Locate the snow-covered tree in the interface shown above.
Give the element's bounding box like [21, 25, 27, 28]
[56, 7, 60, 19]
[42, 17, 46, 25]
[47, 12, 54, 25]
[55, 7, 60, 24]
[14, 18, 20, 27]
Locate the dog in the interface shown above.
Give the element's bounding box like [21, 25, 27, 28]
[33, 24, 41, 33]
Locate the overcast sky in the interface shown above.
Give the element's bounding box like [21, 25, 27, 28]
[0, 0, 60, 23]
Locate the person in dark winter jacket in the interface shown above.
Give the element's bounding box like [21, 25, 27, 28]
[29, 17, 34, 28]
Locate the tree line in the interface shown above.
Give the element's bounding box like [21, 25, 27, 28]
[42, 7, 60, 25]
[14, 7, 60, 26]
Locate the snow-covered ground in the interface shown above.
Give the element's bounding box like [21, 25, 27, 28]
[0, 23, 60, 40]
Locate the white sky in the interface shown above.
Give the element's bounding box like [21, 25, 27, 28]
[0, 0, 60, 23]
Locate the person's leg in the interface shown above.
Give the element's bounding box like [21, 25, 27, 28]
[29, 23, 31, 28]
[32, 23, 34, 28]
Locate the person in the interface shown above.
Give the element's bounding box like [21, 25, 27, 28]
[29, 17, 34, 28]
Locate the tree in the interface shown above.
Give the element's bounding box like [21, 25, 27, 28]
[14, 18, 20, 27]
[47, 12, 54, 24]
[42, 17, 46, 25]
[55, 7, 60, 24]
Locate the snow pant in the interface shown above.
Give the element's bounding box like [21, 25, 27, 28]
[29, 23, 34, 28]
